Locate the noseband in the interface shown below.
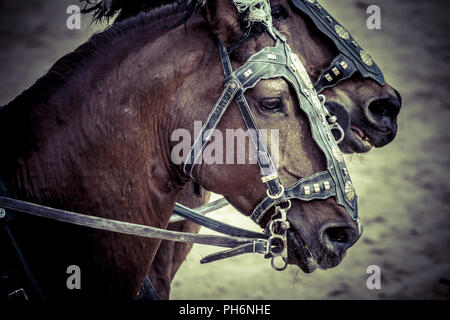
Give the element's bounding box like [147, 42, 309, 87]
[182, 28, 359, 270]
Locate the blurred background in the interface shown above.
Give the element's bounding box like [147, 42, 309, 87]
[0, 0, 449, 299]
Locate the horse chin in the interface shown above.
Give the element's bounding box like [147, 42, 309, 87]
[286, 231, 318, 273]
[286, 229, 347, 272]
[340, 125, 374, 154]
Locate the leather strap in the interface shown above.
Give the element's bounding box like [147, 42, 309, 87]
[313, 53, 357, 93]
[200, 240, 269, 264]
[0, 197, 268, 250]
[183, 80, 240, 178]
[289, 0, 385, 87]
[173, 202, 267, 239]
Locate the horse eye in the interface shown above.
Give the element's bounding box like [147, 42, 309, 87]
[260, 97, 284, 112]
[271, 5, 288, 20]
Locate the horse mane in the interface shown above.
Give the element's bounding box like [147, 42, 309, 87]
[81, 0, 201, 23]
[2, 1, 199, 115]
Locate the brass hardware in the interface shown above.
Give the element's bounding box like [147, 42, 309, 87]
[304, 186, 311, 196]
[262, 173, 278, 183]
[334, 25, 349, 40]
[345, 181, 355, 201]
[339, 61, 348, 69]
[324, 181, 331, 190]
[313, 183, 320, 193]
[267, 185, 285, 200]
[244, 69, 253, 77]
[360, 50, 374, 67]
[268, 54, 277, 60]
[332, 67, 340, 76]
[325, 73, 333, 82]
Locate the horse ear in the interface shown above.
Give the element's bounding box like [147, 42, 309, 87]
[204, 0, 243, 46]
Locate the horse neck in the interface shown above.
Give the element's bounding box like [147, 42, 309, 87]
[1, 33, 186, 228]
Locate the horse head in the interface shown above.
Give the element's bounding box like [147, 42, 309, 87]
[271, 0, 402, 153]
[171, 0, 361, 272]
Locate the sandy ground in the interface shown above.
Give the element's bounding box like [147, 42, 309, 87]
[0, 0, 449, 299]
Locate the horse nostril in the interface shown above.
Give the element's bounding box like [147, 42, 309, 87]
[320, 225, 358, 252]
[366, 96, 401, 124]
[326, 227, 349, 243]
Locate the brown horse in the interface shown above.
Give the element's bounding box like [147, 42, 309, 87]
[0, 0, 397, 299]
[111, 0, 399, 299]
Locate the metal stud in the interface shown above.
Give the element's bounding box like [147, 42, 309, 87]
[326, 16, 333, 23]
[332, 67, 340, 76]
[360, 50, 374, 67]
[268, 54, 277, 60]
[342, 167, 348, 176]
[345, 181, 355, 201]
[304, 186, 311, 196]
[261, 172, 278, 183]
[244, 69, 253, 78]
[313, 183, 320, 193]
[325, 73, 333, 82]
[0, 208, 5, 219]
[339, 61, 348, 69]
[334, 25, 349, 40]
[324, 181, 331, 191]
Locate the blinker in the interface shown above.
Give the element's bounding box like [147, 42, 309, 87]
[289, 0, 385, 93]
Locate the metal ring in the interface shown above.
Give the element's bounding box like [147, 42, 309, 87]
[318, 94, 326, 105]
[271, 256, 288, 271]
[277, 199, 291, 211]
[269, 234, 285, 253]
[266, 185, 285, 200]
[330, 124, 345, 144]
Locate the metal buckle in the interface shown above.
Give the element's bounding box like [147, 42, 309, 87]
[253, 239, 270, 255]
[266, 185, 285, 200]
